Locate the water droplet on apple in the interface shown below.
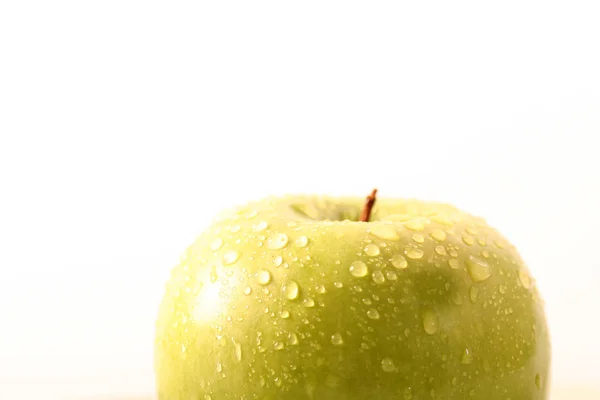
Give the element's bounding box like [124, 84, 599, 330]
[295, 236, 309, 247]
[469, 286, 479, 303]
[274, 341, 284, 350]
[288, 332, 299, 345]
[243, 285, 252, 295]
[518, 269, 532, 289]
[535, 373, 541, 389]
[371, 270, 385, 284]
[412, 233, 425, 243]
[210, 266, 218, 282]
[493, 239, 505, 249]
[331, 332, 344, 346]
[385, 270, 397, 280]
[256, 269, 272, 285]
[461, 348, 473, 364]
[315, 284, 326, 294]
[477, 237, 487, 246]
[364, 244, 380, 256]
[222, 250, 240, 266]
[280, 310, 290, 318]
[272, 255, 283, 267]
[405, 248, 424, 260]
[283, 280, 300, 300]
[381, 357, 396, 372]
[349, 261, 369, 277]
[466, 256, 492, 282]
[391, 254, 408, 269]
[230, 224, 241, 233]
[367, 308, 380, 320]
[233, 341, 242, 362]
[267, 233, 288, 250]
[430, 229, 446, 242]
[462, 234, 475, 246]
[422, 310, 439, 335]
[210, 238, 224, 251]
[448, 259, 459, 269]
[334, 282, 343, 288]
[216, 361, 223, 372]
[481, 250, 490, 258]
[303, 298, 315, 307]
[405, 218, 426, 231]
[434, 245, 446, 256]
[498, 285, 507, 294]
[451, 291, 463, 305]
[252, 221, 268, 232]
[370, 225, 399, 240]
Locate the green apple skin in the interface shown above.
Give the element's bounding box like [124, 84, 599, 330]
[155, 196, 550, 399]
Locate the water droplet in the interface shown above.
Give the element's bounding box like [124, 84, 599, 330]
[272, 255, 283, 267]
[210, 266, 218, 282]
[518, 269, 532, 289]
[295, 236, 308, 247]
[283, 280, 300, 300]
[422, 310, 439, 335]
[372, 270, 385, 284]
[381, 357, 396, 372]
[334, 281, 343, 288]
[267, 233, 288, 250]
[233, 341, 242, 362]
[364, 244, 380, 256]
[412, 233, 425, 243]
[466, 256, 492, 282]
[405, 248, 424, 260]
[256, 269, 272, 285]
[429, 229, 447, 242]
[481, 250, 490, 258]
[449, 249, 459, 257]
[430, 214, 453, 226]
[461, 348, 473, 364]
[349, 261, 369, 277]
[331, 332, 344, 346]
[405, 218, 426, 231]
[280, 310, 290, 318]
[498, 285, 507, 294]
[434, 245, 446, 255]
[451, 291, 463, 305]
[222, 250, 240, 266]
[274, 341, 284, 350]
[252, 221, 268, 232]
[230, 225, 241, 233]
[469, 286, 479, 303]
[367, 308, 380, 320]
[462, 234, 475, 246]
[494, 239, 505, 249]
[385, 270, 397, 280]
[370, 225, 399, 240]
[535, 373, 541, 390]
[315, 284, 326, 294]
[216, 361, 223, 372]
[210, 238, 224, 251]
[243, 286, 252, 295]
[288, 332, 299, 345]
[303, 298, 315, 307]
[391, 254, 408, 269]
[403, 387, 412, 400]
[477, 237, 487, 246]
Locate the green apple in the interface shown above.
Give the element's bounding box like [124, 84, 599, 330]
[155, 194, 550, 399]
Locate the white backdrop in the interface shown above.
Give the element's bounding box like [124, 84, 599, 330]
[1, 1, 599, 399]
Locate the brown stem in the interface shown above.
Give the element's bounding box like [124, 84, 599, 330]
[360, 189, 378, 222]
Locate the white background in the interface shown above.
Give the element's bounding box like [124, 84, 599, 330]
[1, 1, 599, 399]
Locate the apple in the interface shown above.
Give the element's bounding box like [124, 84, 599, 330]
[155, 191, 550, 399]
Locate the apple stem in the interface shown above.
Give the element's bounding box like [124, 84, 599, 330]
[360, 189, 378, 222]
